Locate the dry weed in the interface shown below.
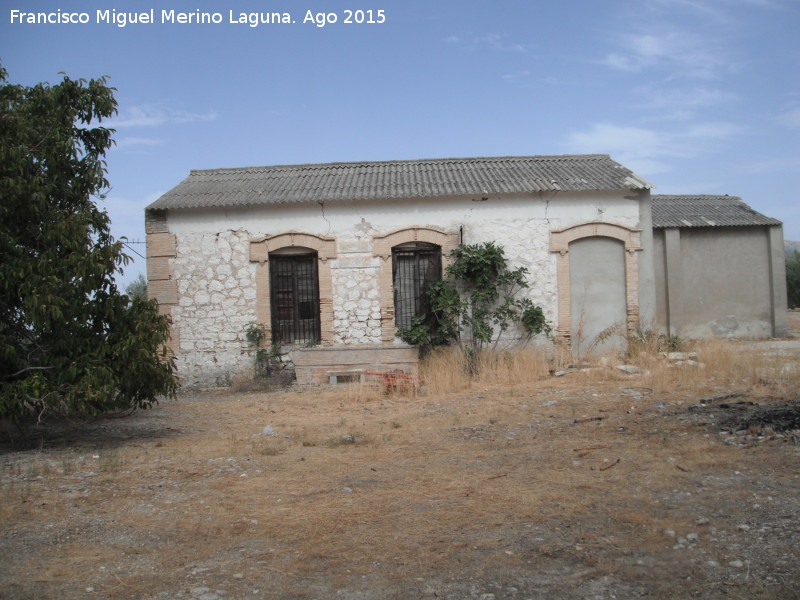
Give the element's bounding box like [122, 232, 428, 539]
[627, 337, 761, 395]
[419, 348, 472, 396]
[418, 347, 551, 398]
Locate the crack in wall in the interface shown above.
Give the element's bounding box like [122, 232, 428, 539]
[318, 201, 333, 235]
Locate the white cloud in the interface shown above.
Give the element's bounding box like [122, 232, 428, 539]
[171, 110, 218, 124]
[109, 104, 217, 128]
[476, 33, 528, 53]
[634, 86, 738, 119]
[443, 32, 529, 53]
[113, 137, 164, 151]
[565, 121, 745, 176]
[644, 0, 736, 25]
[777, 105, 800, 128]
[502, 70, 531, 80]
[682, 121, 744, 139]
[745, 155, 800, 173]
[601, 53, 639, 72]
[568, 124, 665, 155]
[600, 31, 731, 79]
[447, 32, 529, 52]
[566, 124, 673, 175]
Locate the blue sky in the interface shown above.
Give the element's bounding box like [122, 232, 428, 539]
[3, 0, 799, 287]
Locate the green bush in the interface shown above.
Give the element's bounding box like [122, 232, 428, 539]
[399, 242, 550, 371]
[0, 66, 176, 422]
[245, 323, 283, 377]
[787, 249, 800, 310]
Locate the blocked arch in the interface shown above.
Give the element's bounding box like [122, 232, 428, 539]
[250, 231, 337, 346]
[373, 226, 460, 342]
[549, 222, 642, 346]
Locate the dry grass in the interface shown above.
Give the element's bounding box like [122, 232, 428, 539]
[1, 336, 799, 599]
[626, 336, 800, 401]
[417, 346, 552, 397]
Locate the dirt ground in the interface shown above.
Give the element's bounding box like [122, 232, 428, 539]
[2, 320, 800, 599]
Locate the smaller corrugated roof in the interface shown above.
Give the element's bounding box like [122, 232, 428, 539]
[148, 154, 652, 211]
[652, 195, 781, 228]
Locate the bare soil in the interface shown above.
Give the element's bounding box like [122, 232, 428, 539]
[2, 341, 800, 599]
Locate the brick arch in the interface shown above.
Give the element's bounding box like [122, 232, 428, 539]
[250, 231, 337, 262]
[549, 222, 642, 346]
[249, 231, 337, 346]
[373, 226, 460, 342]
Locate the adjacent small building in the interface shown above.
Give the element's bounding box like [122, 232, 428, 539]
[145, 155, 787, 386]
[651, 194, 787, 339]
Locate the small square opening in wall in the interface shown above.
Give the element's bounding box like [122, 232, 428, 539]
[327, 370, 365, 385]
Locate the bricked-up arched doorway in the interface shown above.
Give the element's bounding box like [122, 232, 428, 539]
[550, 222, 642, 355]
[569, 237, 627, 355]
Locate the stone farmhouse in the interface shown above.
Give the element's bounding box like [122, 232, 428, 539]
[145, 155, 787, 386]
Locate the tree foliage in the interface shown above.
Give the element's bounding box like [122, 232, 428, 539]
[399, 242, 550, 369]
[787, 249, 800, 310]
[0, 66, 176, 423]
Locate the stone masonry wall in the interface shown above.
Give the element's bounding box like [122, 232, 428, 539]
[331, 238, 382, 345]
[162, 197, 642, 386]
[168, 221, 567, 384]
[464, 218, 557, 321]
[170, 230, 257, 387]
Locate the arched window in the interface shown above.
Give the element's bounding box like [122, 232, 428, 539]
[269, 247, 320, 344]
[392, 242, 442, 330]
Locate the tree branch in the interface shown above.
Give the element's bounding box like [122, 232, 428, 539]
[7, 366, 53, 379]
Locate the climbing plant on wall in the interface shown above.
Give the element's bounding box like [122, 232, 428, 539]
[245, 323, 284, 377]
[399, 242, 550, 371]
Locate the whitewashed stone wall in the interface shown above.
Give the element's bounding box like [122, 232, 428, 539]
[331, 237, 382, 345]
[171, 229, 257, 386]
[463, 218, 557, 316]
[162, 192, 646, 385]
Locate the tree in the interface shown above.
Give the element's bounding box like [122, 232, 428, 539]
[125, 273, 148, 302]
[787, 249, 800, 310]
[399, 242, 550, 371]
[0, 66, 176, 423]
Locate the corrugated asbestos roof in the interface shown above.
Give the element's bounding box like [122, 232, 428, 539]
[147, 154, 652, 210]
[652, 195, 781, 228]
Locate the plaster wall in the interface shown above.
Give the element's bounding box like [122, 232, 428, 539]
[652, 230, 669, 330]
[165, 192, 640, 237]
[636, 192, 657, 326]
[160, 191, 643, 385]
[653, 226, 779, 339]
[569, 237, 628, 355]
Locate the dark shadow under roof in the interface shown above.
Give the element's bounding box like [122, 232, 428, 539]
[148, 154, 652, 211]
[652, 195, 781, 228]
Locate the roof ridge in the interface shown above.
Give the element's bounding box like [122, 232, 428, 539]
[188, 154, 614, 175]
[653, 194, 742, 200]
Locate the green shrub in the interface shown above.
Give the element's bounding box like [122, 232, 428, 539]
[399, 242, 550, 372]
[787, 249, 800, 309]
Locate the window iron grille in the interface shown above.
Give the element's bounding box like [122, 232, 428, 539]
[269, 252, 321, 345]
[392, 242, 442, 330]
